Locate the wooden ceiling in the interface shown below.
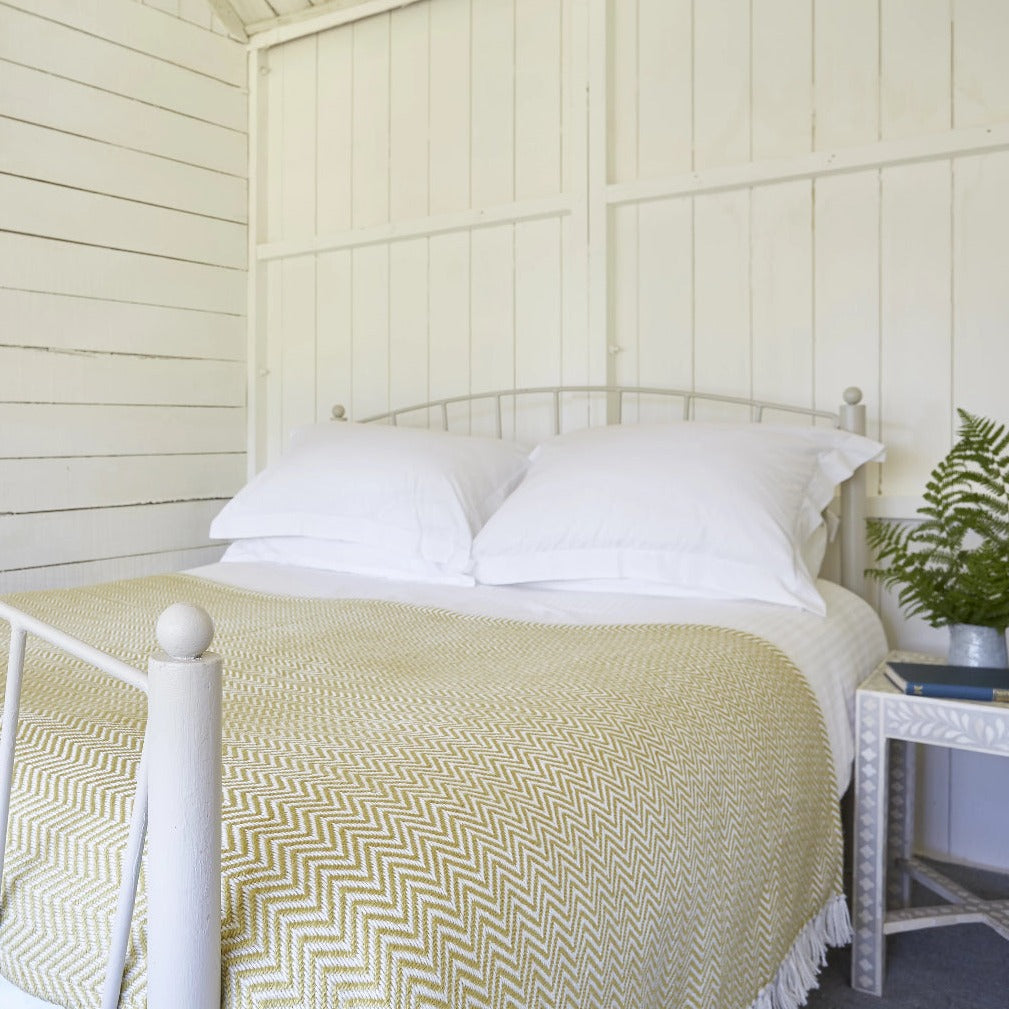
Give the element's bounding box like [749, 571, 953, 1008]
[207, 0, 393, 42]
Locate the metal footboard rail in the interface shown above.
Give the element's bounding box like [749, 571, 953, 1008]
[0, 601, 222, 1009]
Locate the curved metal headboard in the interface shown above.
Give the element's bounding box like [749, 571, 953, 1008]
[330, 385, 870, 600]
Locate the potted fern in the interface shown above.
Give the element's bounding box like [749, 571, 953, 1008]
[866, 410, 1009, 667]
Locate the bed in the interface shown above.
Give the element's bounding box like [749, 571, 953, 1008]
[0, 386, 888, 1009]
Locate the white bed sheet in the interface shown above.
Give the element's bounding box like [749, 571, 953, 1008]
[192, 561, 888, 799]
[0, 564, 887, 1009]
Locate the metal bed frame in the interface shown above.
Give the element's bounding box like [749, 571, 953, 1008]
[0, 384, 869, 1009]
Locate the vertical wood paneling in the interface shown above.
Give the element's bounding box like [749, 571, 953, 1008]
[471, 0, 515, 208]
[751, 0, 812, 160]
[692, 0, 750, 169]
[750, 181, 813, 409]
[351, 245, 391, 418]
[0, 0, 246, 592]
[352, 15, 391, 228]
[953, 152, 1009, 421]
[880, 0, 951, 139]
[428, 0, 471, 215]
[314, 250, 353, 421]
[813, 0, 879, 150]
[315, 28, 354, 234]
[693, 190, 750, 417]
[953, 0, 1009, 127]
[880, 161, 953, 494]
[607, 0, 637, 183]
[280, 258, 317, 434]
[428, 232, 471, 420]
[390, 3, 431, 219]
[389, 239, 430, 418]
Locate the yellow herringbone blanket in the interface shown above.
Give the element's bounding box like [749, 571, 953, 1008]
[0, 575, 844, 1009]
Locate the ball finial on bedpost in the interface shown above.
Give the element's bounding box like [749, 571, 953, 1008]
[842, 386, 863, 406]
[156, 604, 215, 660]
[331, 404, 347, 421]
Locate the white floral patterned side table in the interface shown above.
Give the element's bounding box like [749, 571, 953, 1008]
[851, 651, 1009, 995]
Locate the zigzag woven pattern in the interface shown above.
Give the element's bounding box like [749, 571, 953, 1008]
[0, 575, 842, 1009]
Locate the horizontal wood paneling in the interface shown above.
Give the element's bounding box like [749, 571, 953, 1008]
[0, 405, 246, 458]
[0, 0, 247, 592]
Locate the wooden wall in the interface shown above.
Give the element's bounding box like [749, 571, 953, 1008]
[251, 0, 1009, 869]
[0, 0, 248, 592]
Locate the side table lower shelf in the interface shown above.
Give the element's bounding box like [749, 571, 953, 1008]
[851, 653, 1009, 996]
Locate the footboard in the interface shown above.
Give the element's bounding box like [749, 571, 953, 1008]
[0, 600, 222, 1009]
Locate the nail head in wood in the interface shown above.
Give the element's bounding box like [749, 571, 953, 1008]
[156, 604, 215, 660]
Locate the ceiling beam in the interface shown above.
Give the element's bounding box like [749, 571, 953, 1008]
[247, 0, 425, 48]
[205, 0, 249, 41]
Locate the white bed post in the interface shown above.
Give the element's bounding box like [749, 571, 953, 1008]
[146, 604, 222, 1009]
[839, 387, 868, 600]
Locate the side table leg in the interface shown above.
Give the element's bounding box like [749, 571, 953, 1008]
[886, 739, 915, 908]
[852, 692, 888, 995]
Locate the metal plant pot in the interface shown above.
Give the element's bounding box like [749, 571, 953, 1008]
[948, 623, 1009, 668]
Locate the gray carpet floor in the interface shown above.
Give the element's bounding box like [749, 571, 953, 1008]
[805, 861, 1009, 1009]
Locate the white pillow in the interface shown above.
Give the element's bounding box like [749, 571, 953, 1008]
[220, 537, 476, 586]
[471, 422, 884, 613]
[210, 422, 531, 577]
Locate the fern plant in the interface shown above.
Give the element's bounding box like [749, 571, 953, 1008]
[866, 410, 1009, 630]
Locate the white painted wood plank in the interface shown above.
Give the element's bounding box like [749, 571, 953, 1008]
[350, 244, 390, 419]
[352, 14, 391, 228]
[751, 0, 812, 160]
[606, 0, 637, 184]
[514, 0, 562, 200]
[0, 175, 246, 270]
[880, 161, 953, 495]
[315, 26, 354, 234]
[609, 204, 639, 411]
[0, 5, 246, 131]
[389, 2, 430, 220]
[469, 226, 515, 436]
[278, 258, 318, 436]
[636, 198, 693, 416]
[636, 0, 692, 178]
[427, 232, 470, 426]
[0, 405, 246, 458]
[0, 500, 226, 570]
[693, 0, 750, 169]
[5, 0, 246, 86]
[428, 0, 471, 215]
[693, 190, 751, 418]
[751, 181, 813, 407]
[954, 0, 1009, 128]
[0, 348, 245, 407]
[0, 545, 228, 593]
[315, 250, 353, 422]
[813, 171, 881, 441]
[0, 289, 242, 360]
[388, 239, 430, 419]
[514, 217, 562, 442]
[0, 455, 245, 514]
[471, 0, 515, 208]
[813, 0, 879, 150]
[953, 151, 1009, 426]
[0, 233, 245, 315]
[279, 34, 318, 241]
[264, 42, 286, 245]
[0, 117, 247, 224]
[0, 61, 245, 177]
[880, 0, 951, 140]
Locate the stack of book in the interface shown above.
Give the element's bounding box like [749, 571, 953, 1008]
[885, 661, 1009, 703]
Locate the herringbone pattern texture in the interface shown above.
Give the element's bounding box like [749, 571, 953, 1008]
[0, 575, 842, 1009]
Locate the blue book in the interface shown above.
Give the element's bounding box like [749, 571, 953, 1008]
[885, 661, 1009, 703]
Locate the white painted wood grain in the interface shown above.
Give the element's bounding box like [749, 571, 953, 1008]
[0, 118, 247, 223]
[0, 349, 245, 408]
[607, 0, 638, 185]
[953, 0, 1009, 128]
[279, 34, 318, 241]
[352, 14, 391, 229]
[0, 290, 242, 361]
[0, 233, 245, 315]
[314, 250, 353, 423]
[389, 3, 431, 221]
[880, 161, 953, 495]
[471, 0, 515, 208]
[952, 151, 1009, 426]
[428, 0, 471, 216]
[0, 455, 245, 514]
[0, 500, 226, 571]
[0, 405, 246, 458]
[692, 0, 750, 169]
[279, 258, 318, 434]
[427, 232, 471, 424]
[351, 244, 391, 419]
[315, 27, 354, 234]
[0, 61, 245, 178]
[0, 4, 246, 130]
[609, 204, 639, 413]
[389, 239, 430, 421]
[0, 546, 228, 595]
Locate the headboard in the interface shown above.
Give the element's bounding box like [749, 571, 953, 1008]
[331, 385, 870, 600]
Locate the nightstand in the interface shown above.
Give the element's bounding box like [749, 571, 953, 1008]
[851, 651, 1009, 995]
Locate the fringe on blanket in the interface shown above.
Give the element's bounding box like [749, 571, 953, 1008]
[749, 895, 853, 1009]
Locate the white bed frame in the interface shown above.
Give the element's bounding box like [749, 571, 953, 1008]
[0, 385, 869, 1009]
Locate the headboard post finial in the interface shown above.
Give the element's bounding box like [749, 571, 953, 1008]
[331, 404, 347, 422]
